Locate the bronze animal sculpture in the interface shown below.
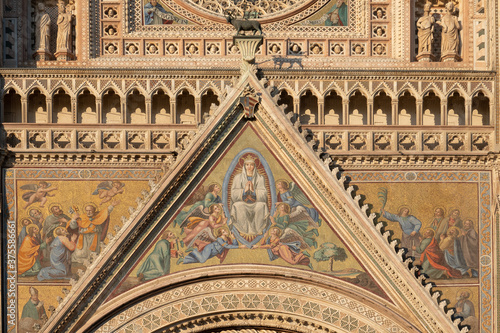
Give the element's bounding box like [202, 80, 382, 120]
[225, 11, 262, 35]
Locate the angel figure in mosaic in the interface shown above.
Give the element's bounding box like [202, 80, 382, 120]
[253, 226, 312, 269]
[179, 226, 245, 264]
[21, 181, 58, 209]
[180, 203, 227, 248]
[270, 202, 318, 248]
[275, 180, 320, 226]
[92, 180, 125, 204]
[173, 183, 222, 227]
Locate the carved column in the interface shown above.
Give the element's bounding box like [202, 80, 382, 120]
[96, 97, 102, 123]
[294, 98, 300, 115]
[367, 98, 373, 125]
[318, 98, 324, 125]
[71, 97, 77, 123]
[465, 98, 471, 125]
[342, 100, 349, 125]
[121, 96, 126, 124]
[391, 100, 398, 125]
[46, 97, 53, 123]
[416, 99, 423, 125]
[195, 97, 201, 124]
[441, 100, 447, 125]
[21, 96, 28, 123]
[170, 100, 176, 124]
[145, 97, 152, 124]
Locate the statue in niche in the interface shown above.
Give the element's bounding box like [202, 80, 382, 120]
[423, 109, 435, 125]
[416, 3, 435, 56]
[398, 109, 412, 125]
[56, 0, 73, 53]
[325, 109, 340, 125]
[447, 109, 459, 125]
[130, 108, 147, 124]
[180, 108, 195, 124]
[81, 107, 98, 124]
[106, 107, 122, 124]
[471, 109, 483, 126]
[35, 3, 51, 53]
[155, 108, 172, 124]
[300, 109, 316, 124]
[373, 109, 387, 125]
[35, 106, 48, 123]
[349, 109, 364, 125]
[57, 107, 73, 123]
[437, 2, 461, 61]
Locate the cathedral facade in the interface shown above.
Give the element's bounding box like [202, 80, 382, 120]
[0, 0, 498, 332]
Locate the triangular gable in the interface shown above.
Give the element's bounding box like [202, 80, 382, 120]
[43, 71, 461, 333]
[107, 124, 388, 301]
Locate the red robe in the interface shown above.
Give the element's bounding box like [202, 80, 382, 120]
[420, 237, 461, 278]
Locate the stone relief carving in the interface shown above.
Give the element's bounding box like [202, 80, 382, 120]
[35, 3, 51, 54]
[416, 3, 435, 61]
[436, 2, 461, 61]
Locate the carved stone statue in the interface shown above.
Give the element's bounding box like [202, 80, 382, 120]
[437, 2, 461, 61]
[416, 3, 435, 60]
[35, 3, 51, 53]
[56, 1, 73, 54]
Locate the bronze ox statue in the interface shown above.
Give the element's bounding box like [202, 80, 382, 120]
[225, 11, 262, 35]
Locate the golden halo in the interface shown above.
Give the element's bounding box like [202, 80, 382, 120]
[19, 217, 32, 226]
[275, 179, 290, 187]
[214, 225, 230, 237]
[276, 202, 291, 213]
[82, 202, 98, 212]
[26, 207, 42, 217]
[447, 226, 460, 236]
[455, 288, 472, 298]
[447, 207, 460, 216]
[53, 226, 67, 238]
[433, 207, 446, 216]
[48, 202, 63, 213]
[397, 205, 410, 215]
[26, 224, 39, 234]
[422, 227, 435, 237]
[269, 226, 282, 237]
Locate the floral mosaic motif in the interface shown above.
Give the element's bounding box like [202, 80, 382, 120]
[302, 301, 320, 317]
[161, 306, 179, 322]
[200, 296, 219, 312]
[359, 324, 376, 333]
[241, 294, 261, 308]
[282, 297, 300, 312]
[181, 300, 200, 316]
[142, 313, 161, 330]
[220, 294, 239, 309]
[340, 315, 359, 331]
[322, 307, 340, 323]
[262, 295, 280, 310]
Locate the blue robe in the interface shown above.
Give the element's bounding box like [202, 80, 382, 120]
[174, 192, 221, 227]
[137, 239, 171, 280]
[37, 237, 72, 281]
[183, 237, 239, 264]
[144, 2, 169, 25]
[278, 191, 319, 222]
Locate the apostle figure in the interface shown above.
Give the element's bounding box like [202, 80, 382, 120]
[437, 2, 461, 61]
[35, 3, 51, 53]
[21, 287, 47, 321]
[381, 206, 421, 257]
[436, 208, 462, 240]
[137, 231, 181, 281]
[416, 3, 435, 55]
[70, 200, 119, 263]
[18, 224, 42, 276]
[38, 227, 77, 280]
[413, 228, 461, 279]
[230, 155, 269, 236]
[56, 0, 73, 53]
[459, 219, 479, 271]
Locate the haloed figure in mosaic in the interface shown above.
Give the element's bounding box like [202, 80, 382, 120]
[230, 155, 269, 237]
